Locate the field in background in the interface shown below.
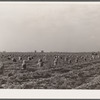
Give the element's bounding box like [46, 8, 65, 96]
[0, 52, 100, 89]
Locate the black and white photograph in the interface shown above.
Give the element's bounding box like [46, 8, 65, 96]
[0, 1, 100, 91]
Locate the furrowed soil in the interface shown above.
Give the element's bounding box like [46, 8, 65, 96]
[0, 52, 100, 89]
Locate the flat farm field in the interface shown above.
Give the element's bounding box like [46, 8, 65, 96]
[0, 52, 100, 89]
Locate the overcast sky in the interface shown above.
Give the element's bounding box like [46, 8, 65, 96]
[0, 2, 100, 52]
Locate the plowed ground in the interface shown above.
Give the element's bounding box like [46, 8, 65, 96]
[0, 52, 100, 89]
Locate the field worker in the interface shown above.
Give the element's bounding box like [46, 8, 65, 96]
[19, 56, 22, 61]
[27, 56, 31, 60]
[53, 57, 58, 66]
[22, 60, 26, 70]
[37, 58, 44, 67]
[75, 58, 78, 63]
[92, 55, 95, 60]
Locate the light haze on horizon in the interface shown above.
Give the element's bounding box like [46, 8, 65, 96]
[0, 2, 100, 52]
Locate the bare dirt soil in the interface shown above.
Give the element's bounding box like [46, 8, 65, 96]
[0, 52, 100, 89]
